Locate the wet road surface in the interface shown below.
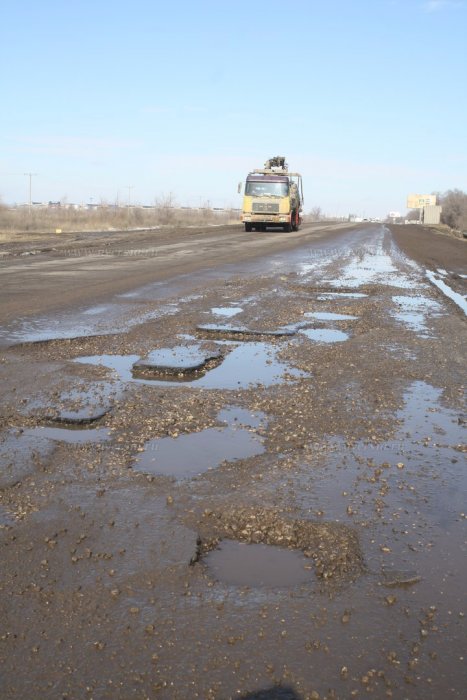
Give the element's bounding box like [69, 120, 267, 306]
[0, 223, 466, 699]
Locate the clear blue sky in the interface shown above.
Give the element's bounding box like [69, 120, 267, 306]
[1, 0, 466, 217]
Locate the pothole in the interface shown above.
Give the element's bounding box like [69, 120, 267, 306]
[304, 312, 358, 321]
[299, 328, 349, 343]
[132, 425, 264, 479]
[210, 307, 243, 317]
[76, 342, 304, 389]
[197, 324, 296, 339]
[21, 426, 111, 444]
[40, 383, 116, 425]
[194, 507, 365, 584]
[316, 292, 368, 300]
[203, 541, 314, 588]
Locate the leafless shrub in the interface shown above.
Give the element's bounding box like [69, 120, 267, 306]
[439, 189, 467, 231]
[0, 198, 241, 234]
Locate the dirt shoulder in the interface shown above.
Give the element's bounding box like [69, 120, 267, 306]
[390, 224, 466, 279]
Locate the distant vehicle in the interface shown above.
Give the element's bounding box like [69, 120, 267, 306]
[239, 156, 304, 232]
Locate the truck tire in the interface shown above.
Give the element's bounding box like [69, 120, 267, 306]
[245, 223, 252, 232]
[292, 211, 299, 232]
[283, 221, 292, 232]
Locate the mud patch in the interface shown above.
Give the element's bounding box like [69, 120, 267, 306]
[0, 430, 54, 489]
[194, 507, 364, 583]
[197, 323, 296, 339]
[204, 540, 314, 588]
[42, 382, 117, 425]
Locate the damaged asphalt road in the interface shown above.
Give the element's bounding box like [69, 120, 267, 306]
[0, 222, 466, 699]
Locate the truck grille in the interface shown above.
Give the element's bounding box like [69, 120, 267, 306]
[252, 202, 279, 213]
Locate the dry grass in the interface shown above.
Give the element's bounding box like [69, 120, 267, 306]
[0, 204, 241, 236]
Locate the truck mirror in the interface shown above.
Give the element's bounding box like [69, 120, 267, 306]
[237, 182, 242, 194]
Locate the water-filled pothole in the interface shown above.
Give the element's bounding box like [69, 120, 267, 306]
[132, 425, 264, 479]
[75, 342, 304, 390]
[203, 541, 314, 588]
[21, 426, 111, 444]
[304, 312, 358, 321]
[300, 328, 349, 343]
[316, 292, 368, 300]
[210, 307, 243, 317]
[197, 324, 296, 338]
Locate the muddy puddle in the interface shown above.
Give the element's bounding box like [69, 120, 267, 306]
[304, 312, 358, 321]
[203, 541, 314, 588]
[75, 342, 304, 390]
[426, 270, 467, 315]
[293, 381, 466, 577]
[210, 306, 243, 317]
[133, 424, 264, 479]
[392, 294, 442, 334]
[21, 426, 111, 444]
[299, 328, 349, 343]
[316, 292, 368, 300]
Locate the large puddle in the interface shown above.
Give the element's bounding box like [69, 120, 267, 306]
[75, 342, 304, 390]
[133, 427, 264, 479]
[203, 541, 314, 588]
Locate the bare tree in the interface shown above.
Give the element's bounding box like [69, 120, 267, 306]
[309, 206, 322, 221]
[439, 189, 467, 231]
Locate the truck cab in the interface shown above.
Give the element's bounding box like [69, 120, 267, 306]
[240, 157, 303, 232]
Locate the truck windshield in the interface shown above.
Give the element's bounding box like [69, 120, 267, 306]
[245, 182, 289, 197]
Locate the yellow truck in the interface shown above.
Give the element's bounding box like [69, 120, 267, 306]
[240, 156, 304, 232]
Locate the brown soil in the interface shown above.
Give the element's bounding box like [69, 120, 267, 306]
[0, 223, 466, 700]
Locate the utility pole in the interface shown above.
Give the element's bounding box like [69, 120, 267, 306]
[24, 172, 37, 212]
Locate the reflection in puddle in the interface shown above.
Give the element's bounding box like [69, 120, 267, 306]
[392, 295, 441, 334]
[426, 270, 467, 315]
[204, 541, 314, 588]
[300, 328, 349, 343]
[76, 342, 304, 390]
[211, 307, 243, 317]
[21, 426, 111, 444]
[305, 312, 358, 321]
[133, 425, 264, 478]
[316, 292, 367, 300]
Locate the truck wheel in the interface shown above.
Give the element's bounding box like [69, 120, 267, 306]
[245, 223, 252, 232]
[292, 211, 299, 231]
[283, 222, 292, 232]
